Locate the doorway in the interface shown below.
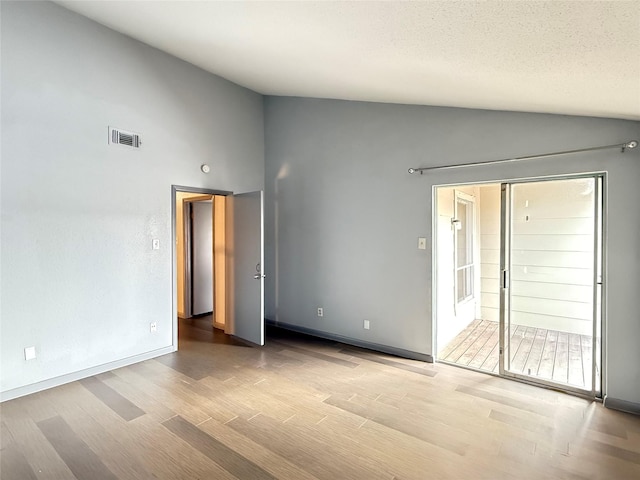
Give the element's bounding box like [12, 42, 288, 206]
[171, 186, 266, 349]
[435, 175, 604, 397]
[175, 192, 225, 327]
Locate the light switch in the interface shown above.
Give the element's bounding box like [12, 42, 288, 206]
[418, 237, 427, 250]
[24, 346, 36, 361]
[152, 239, 160, 250]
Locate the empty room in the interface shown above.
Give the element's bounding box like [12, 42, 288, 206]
[1, 1, 639, 479]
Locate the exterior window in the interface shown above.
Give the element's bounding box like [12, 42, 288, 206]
[454, 191, 475, 304]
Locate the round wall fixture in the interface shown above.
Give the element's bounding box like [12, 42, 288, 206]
[201, 164, 211, 174]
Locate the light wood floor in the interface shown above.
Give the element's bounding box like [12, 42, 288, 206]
[2, 317, 639, 479]
[439, 319, 595, 390]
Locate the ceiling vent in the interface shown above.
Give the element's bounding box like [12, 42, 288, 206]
[109, 126, 141, 149]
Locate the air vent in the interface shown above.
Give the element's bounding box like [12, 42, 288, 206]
[109, 126, 141, 149]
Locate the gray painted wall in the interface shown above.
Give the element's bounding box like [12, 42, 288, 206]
[263, 97, 640, 404]
[0, 1, 264, 396]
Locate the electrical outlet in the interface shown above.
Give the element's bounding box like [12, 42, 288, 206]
[363, 320, 370, 330]
[418, 237, 427, 250]
[152, 239, 160, 250]
[24, 346, 36, 361]
[317, 307, 324, 317]
[150, 322, 157, 333]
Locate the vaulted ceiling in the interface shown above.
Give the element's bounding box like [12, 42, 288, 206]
[56, 1, 640, 120]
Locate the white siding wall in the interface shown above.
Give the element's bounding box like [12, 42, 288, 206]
[479, 185, 501, 322]
[509, 179, 595, 335]
[477, 181, 595, 335]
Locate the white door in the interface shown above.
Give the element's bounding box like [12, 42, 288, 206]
[191, 201, 213, 315]
[231, 191, 265, 345]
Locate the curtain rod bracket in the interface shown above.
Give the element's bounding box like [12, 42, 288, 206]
[622, 140, 638, 153]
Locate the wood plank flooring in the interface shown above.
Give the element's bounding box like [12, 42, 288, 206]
[2, 317, 639, 479]
[439, 319, 595, 390]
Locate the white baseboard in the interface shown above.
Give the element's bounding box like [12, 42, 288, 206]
[0, 345, 176, 403]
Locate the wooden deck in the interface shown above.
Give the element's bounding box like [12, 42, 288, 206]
[438, 319, 594, 390]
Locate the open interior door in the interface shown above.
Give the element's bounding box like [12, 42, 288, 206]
[228, 191, 265, 345]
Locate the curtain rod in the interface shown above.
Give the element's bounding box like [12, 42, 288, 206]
[408, 140, 638, 175]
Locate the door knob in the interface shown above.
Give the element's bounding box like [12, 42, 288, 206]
[254, 262, 265, 279]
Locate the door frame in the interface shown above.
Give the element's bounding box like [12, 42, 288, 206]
[453, 189, 477, 311]
[171, 185, 231, 350]
[432, 172, 607, 400]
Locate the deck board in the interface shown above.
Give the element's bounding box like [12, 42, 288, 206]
[511, 327, 535, 372]
[581, 334, 594, 389]
[568, 334, 584, 386]
[465, 321, 498, 368]
[449, 321, 490, 363]
[437, 319, 481, 359]
[538, 330, 558, 380]
[439, 320, 593, 390]
[553, 332, 569, 384]
[524, 328, 547, 377]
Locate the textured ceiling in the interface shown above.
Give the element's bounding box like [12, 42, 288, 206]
[55, 1, 640, 120]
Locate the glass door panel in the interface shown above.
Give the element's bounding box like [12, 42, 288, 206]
[500, 177, 601, 395]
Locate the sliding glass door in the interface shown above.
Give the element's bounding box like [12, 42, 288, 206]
[499, 176, 602, 396]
